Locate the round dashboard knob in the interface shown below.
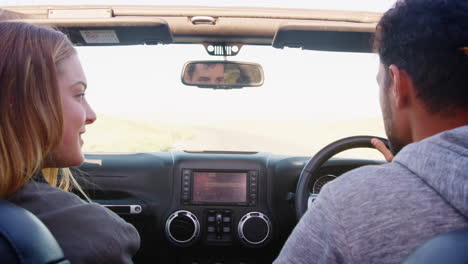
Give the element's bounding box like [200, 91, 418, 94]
[238, 212, 272, 247]
[165, 210, 200, 246]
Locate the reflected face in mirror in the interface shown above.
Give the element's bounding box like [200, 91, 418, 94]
[182, 61, 263, 88]
[188, 63, 225, 84]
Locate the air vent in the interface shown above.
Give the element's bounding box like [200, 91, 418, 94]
[165, 210, 200, 246]
[238, 212, 272, 247]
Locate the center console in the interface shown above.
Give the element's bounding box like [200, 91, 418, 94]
[165, 167, 272, 249]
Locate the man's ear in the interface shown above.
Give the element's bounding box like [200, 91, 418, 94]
[388, 64, 412, 109]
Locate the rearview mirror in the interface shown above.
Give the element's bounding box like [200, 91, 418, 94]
[181, 61, 264, 89]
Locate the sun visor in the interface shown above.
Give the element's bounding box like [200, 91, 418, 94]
[272, 23, 375, 53]
[19, 18, 173, 46]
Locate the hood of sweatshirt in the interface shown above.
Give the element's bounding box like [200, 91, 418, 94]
[394, 125, 468, 218]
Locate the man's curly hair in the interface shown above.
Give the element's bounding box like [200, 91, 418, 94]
[374, 0, 468, 114]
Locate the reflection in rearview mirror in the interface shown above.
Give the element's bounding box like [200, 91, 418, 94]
[181, 61, 264, 89]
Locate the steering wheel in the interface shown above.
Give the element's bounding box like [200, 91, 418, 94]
[295, 135, 390, 220]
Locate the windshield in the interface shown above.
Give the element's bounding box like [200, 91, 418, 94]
[76, 44, 386, 158]
[3, 0, 396, 159]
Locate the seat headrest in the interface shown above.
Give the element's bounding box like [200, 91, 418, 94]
[403, 227, 468, 264]
[0, 201, 69, 264]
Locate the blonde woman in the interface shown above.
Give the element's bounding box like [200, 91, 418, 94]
[0, 22, 140, 263]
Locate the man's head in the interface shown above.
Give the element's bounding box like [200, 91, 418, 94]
[374, 0, 468, 154]
[186, 63, 224, 84]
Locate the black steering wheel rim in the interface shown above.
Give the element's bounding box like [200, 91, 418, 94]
[295, 135, 389, 220]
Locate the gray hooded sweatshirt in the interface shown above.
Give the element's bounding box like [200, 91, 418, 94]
[275, 125, 468, 264]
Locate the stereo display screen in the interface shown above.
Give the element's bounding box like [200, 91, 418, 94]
[192, 171, 247, 203]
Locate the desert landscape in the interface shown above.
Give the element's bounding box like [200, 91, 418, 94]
[82, 114, 386, 160]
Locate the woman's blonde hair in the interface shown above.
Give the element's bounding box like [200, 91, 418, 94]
[0, 22, 86, 199]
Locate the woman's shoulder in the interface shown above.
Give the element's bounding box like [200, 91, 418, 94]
[8, 180, 140, 263]
[8, 180, 85, 210]
[8, 180, 111, 220]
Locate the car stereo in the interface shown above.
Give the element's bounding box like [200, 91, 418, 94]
[181, 169, 258, 206]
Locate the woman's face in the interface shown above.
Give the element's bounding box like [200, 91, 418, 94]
[47, 54, 96, 168]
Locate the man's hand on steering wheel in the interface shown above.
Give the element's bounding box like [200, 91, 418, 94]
[371, 138, 394, 162]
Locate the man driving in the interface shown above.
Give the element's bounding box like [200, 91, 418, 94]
[275, 0, 468, 263]
[185, 62, 225, 84]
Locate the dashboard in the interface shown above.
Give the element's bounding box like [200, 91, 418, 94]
[78, 150, 383, 263]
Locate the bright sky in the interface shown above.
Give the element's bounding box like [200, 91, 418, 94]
[75, 45, 382, 122]
[1, 0, 398, 123]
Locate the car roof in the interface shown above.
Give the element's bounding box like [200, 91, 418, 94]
[1, 6, 382, 52]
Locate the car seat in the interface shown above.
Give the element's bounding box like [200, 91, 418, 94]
[0, 201, 69, 264]
[402, 227, 468, 264]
